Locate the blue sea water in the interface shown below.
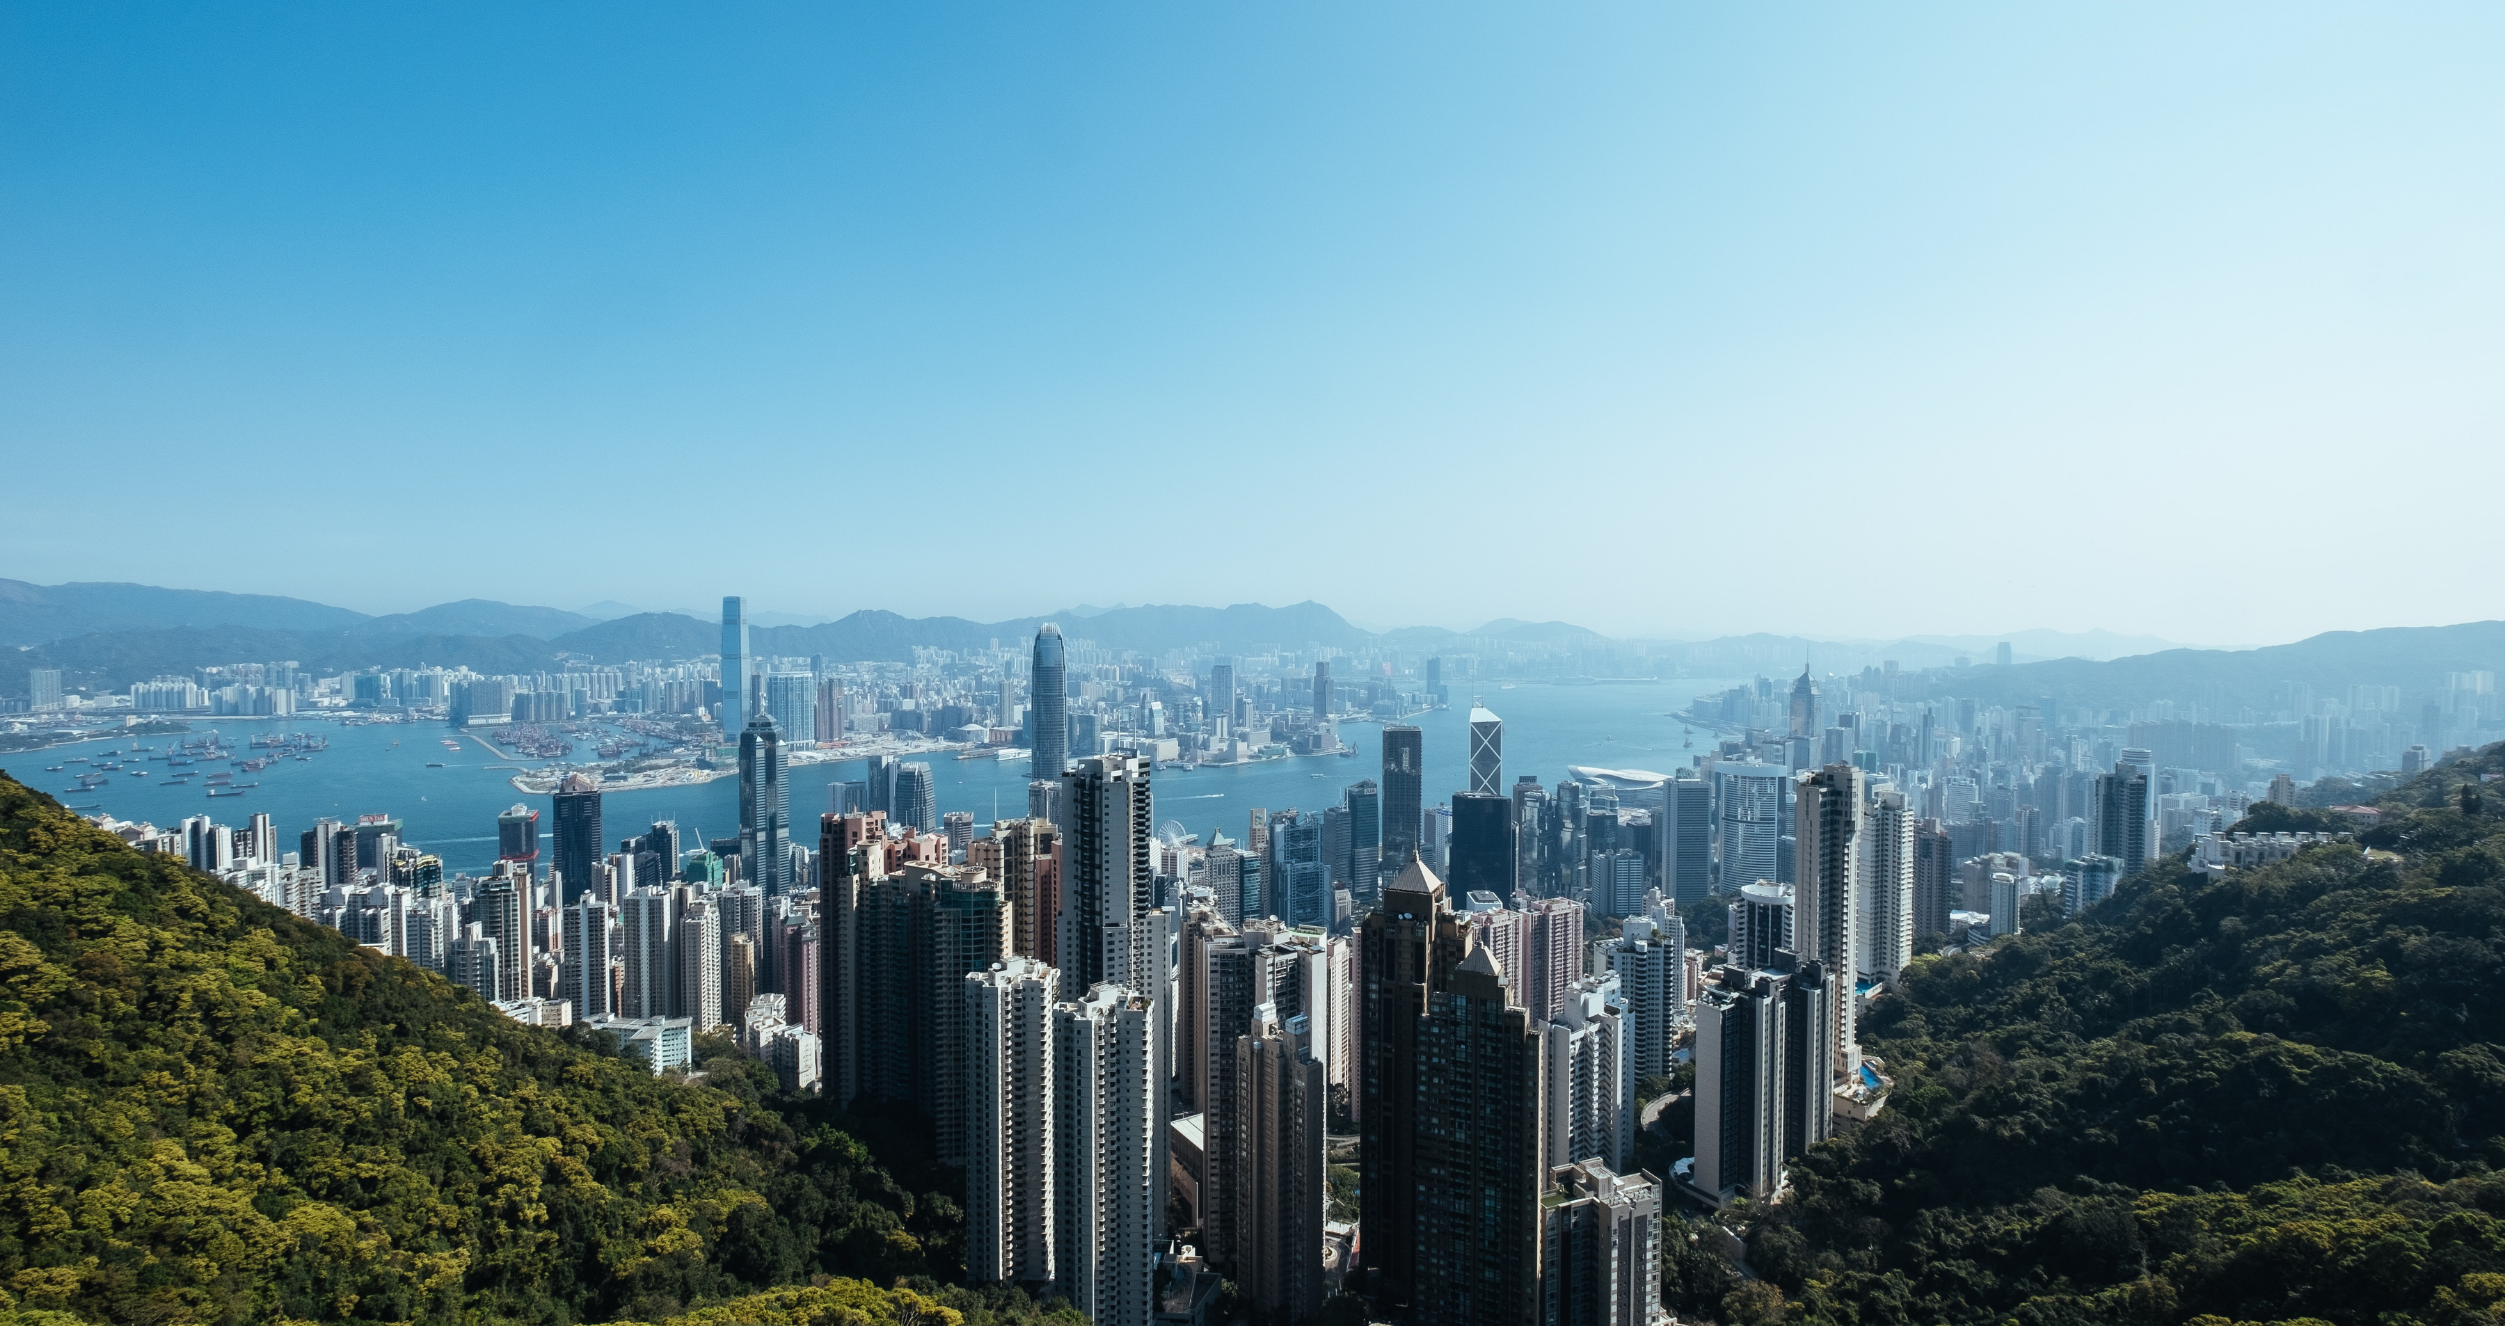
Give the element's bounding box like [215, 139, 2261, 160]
[16, 679, 1747, 876]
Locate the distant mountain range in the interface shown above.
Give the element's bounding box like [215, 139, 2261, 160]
[6, 579, 2496, 716]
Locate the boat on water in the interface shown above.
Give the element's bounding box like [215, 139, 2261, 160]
[426, 762, 445, 768]
[207, 788, 248, 798]
[43, 765, 62, 772]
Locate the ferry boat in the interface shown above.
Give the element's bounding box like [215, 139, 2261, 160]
[43, 765, 63, 772]
[440, 739, 463, 751]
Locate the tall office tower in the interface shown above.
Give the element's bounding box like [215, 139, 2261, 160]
[471, 873, 526, 1001]
[1342, 780, 1381, 900]
[1468, 706, 1504, 796]
[1447, 792, 1516, 898]
[722, 932, 756, 1024]
[678, 895, 722, 1029]
[720, 595, 750, 739]
[1311, 659, 1332, 719]
[1601, 916, 1678, 1081]
[1063, 755, 1155, 992]
[550, 774, 602, 905]
[1414, 945, 1545, 1326]
[1028, 778, 1060, 824]
[1590, 849, 1644, 918]
[1380, 725, 1423, 867]
[943, 810, 975, 856]
[765, 672, 816, 748]
[894, 762, 937, 833]
[1718, 763, 1788, 895]
[1266, 812, 1327, 929]
[1542, 1160, 1665, 1326]
[1522, 896, 1585, 1023]
[1693, 964, 1790, 1203]
[1175, 902, 1233, 1113]
[816, 676, 847, 744]
[1031, 624, 1069, 779]
[447, 923, 499, 1000]
[1728, 882, 1795, 973]
[1235, 1006, 1327, 1321]
[865, 755, 897, 819]
[1205, 844, 1246, 928]
[243, 811, 275, 866]
[740, 713, 791, 895]
[1667, 772, 1713, 906]
[1357, 856, 1472, 1310]
[987, 818, 1063, 965]
[966, 957, 1061, 1287]
[1248, 809, 1270, 857]
[1788, 668, 1820, 741]
[1208, 662, 1237, 735]
[563, 896, 614, 1018]
[1053, 984, 1160, 1326]
[1200, 922, 1287, 1272]
[817, 814, 883, 1103]
[1912, 818, 1954, 936]
[2095, 759, 2153, 870]
[1795, 763, 1862, 1081]
[1857, 787, 1916, 984]
[1545, 975, 1632, 1172]
[620, 887, 677, 1019]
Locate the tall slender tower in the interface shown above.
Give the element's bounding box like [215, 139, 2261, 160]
[740, 713, 790, 895]
[1236, 1005, 1328, 1321]
[1054, 984, 1160, 1326]
[1357, 855, 1472, 1311]
[1794, 763, 1862, 1102]
[551, 775, 603, 907]
[721, 595, 749, 740]
[1062, 755, 1155, 992]
[1468, 706, 1504, 797]
[1381, 724, 1423, 867]
[1413, 946, 1545, 1326]
[966, 957, 1060, 1286]
[1031, 624, 1069, 781]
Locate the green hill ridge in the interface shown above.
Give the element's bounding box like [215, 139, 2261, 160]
[1661, 746, 2505, 1326]
[0, 770, 1060, 1326]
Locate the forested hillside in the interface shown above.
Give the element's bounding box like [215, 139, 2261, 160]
[0, 772, 1058, 1326]
[1668, 746, 2505, 1326]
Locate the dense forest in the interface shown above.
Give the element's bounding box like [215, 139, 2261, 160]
[0, 770, 1074, 1326]
[1663, 744, 2505, 1326]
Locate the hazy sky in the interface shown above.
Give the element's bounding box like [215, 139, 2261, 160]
[5, 3, 2500, 644]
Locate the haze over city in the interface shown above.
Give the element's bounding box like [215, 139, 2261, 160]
[8, 4, 2505, 642]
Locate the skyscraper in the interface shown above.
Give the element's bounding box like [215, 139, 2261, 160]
[1788, 667, 1820, 740]
[1857, 786, 1915, 984]
[1794, 763, 1861, 1114]
[1063, 755, 1154, 992]
[740, 713, 791, 895]
[1413, 946, 1545, 1326]
[470, 872, 526, 1002]
[1544, 976, 1632, 1173]
[988, 818, 1063, 966]
[1054, 984, 1160, 1326]
[1312, 659, 1332, 719]
[1447, 792, 1515, 898]
[1667, 772, 1713, 906]
[1381, 725, 1423, 867]
[1343, 779, 1382, 901]
[1208, 662, 1237, 736]
[1601, 916, 1678, 1082]
[765, 672, 817, 748]
[563, 895, 613, 1019]
[679, 894, 723, 1031]
[1468, 706, 1504, 797]
[620, 887, 675, 1018]
[966, 957, 1061, 1287]
[1031, 624, 1069, 780]
[552, 775, 603, 905]
[721, 595, 749, 740]
[1913, 817, 1954, 937]
[1521, 895, 1586, 1024]
[1235, 1005, 1327, 1321]
[1717, 763, 1788, 894]
[894, 761, 937, 833]
[496, 803, 540, 869]
[1357, 855, 1472, 1311]
[2096, 758, 2154, 870]
[1541, 1160, 1665, 1326]
[1692, 964, 1790, 1203]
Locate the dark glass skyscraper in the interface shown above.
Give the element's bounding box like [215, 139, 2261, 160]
[1447, 792, 1515, 898]
[740, 712, 790, 894]
[1380, 725, 1422, 868]
[552, 773, 602, 905]
[1030, 624, 1067, 779]
[1344, 778, 1381, 900]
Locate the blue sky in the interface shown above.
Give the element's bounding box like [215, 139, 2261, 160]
[4, 3, 2500, 644]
